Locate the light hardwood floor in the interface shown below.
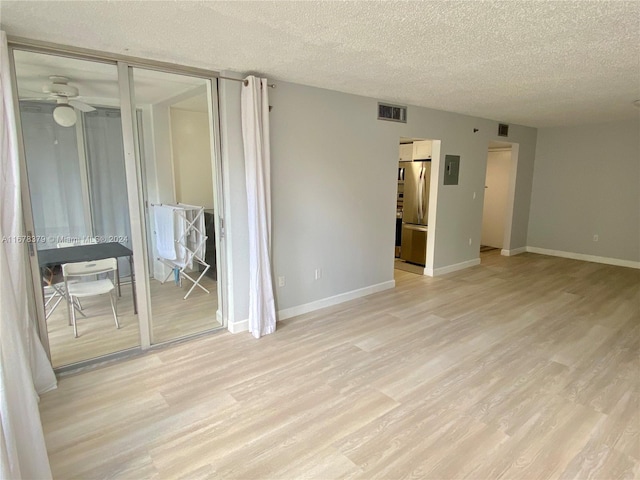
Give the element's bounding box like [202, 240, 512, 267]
[150, 275, 221, 344]
[47, 275, 220, 367]
[39, 251, 639, 479]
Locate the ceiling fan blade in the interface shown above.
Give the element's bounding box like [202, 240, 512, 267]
[20, 96, 51, 101]
[68, 99, 96, 112]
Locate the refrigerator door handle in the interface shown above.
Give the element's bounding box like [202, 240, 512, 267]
[417, 166, 424, 224]
[421, 166, 428, 224]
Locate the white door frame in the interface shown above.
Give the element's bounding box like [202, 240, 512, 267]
[483, 140, 520, 255]
[501, 142, 519, 253]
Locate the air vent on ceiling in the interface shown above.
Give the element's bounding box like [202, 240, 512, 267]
[498, 123, 509, 137]
[378, 102, 407, 123]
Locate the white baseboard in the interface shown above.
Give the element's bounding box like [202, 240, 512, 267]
[501, 246, 527, 256]
[227, 318, 248, 334]
[227, 280, 396, 333]
[278, 280, 395, 320]
[526, 246, 640, 269]
[426, 258, 481, 277]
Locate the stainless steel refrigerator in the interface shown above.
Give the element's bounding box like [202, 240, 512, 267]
[400, 160, 431, 265]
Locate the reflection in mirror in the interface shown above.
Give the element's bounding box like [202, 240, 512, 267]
[14, 49, 140, 367]
[132, 68, 222, 343]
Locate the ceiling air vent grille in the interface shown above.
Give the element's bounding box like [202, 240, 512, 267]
[498, 123, 509, 137]
[378, 102, 407, 123]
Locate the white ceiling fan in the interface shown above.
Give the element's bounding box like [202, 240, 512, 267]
[22, 75, 96, 127]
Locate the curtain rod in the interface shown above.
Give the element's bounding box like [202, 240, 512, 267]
[218, 75, 276, 88]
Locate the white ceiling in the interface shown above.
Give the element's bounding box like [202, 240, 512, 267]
[2, 1, 639, 127]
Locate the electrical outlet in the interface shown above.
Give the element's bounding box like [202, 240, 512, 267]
[593, 234, 599, 242]
[314, 268, 322, 280]
[473, 191, 476, 200]
[469, 237, 472, 246]
[278, 276, 285, 287]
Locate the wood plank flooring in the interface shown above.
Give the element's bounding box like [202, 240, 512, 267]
[39, 251, 640, 479]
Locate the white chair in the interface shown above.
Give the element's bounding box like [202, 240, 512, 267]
[43, 241, 95, 321]
[43, 263, 86, 321]
[63, 258, 120, 338]
[43, 274, 65, 320]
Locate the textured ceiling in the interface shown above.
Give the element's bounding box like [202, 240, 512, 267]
[1, 1, 639, 127]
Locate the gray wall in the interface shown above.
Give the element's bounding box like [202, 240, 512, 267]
[269, 84, 397, 309]
[218, 78, 538, 323]
[400, 106, 537, 266]
[528, 118, 640, 262]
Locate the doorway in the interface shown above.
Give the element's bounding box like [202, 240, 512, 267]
[11, 46, 226, 369]
[481, 141, 517, 257]
[394, 136, 436, 276]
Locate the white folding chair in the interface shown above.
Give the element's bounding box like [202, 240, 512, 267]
[43, 279, 65, 320]
[62, 258, 120, 338]
[43, 241, 94, 321]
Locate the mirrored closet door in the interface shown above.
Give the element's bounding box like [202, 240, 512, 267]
[13, 50, 141, 367]
[12, 47, 225, 369]
[129, 67, 223, 344]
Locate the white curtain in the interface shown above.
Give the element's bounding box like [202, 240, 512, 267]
[241, 76, 276, 338]
[1, 31, 57, 480]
